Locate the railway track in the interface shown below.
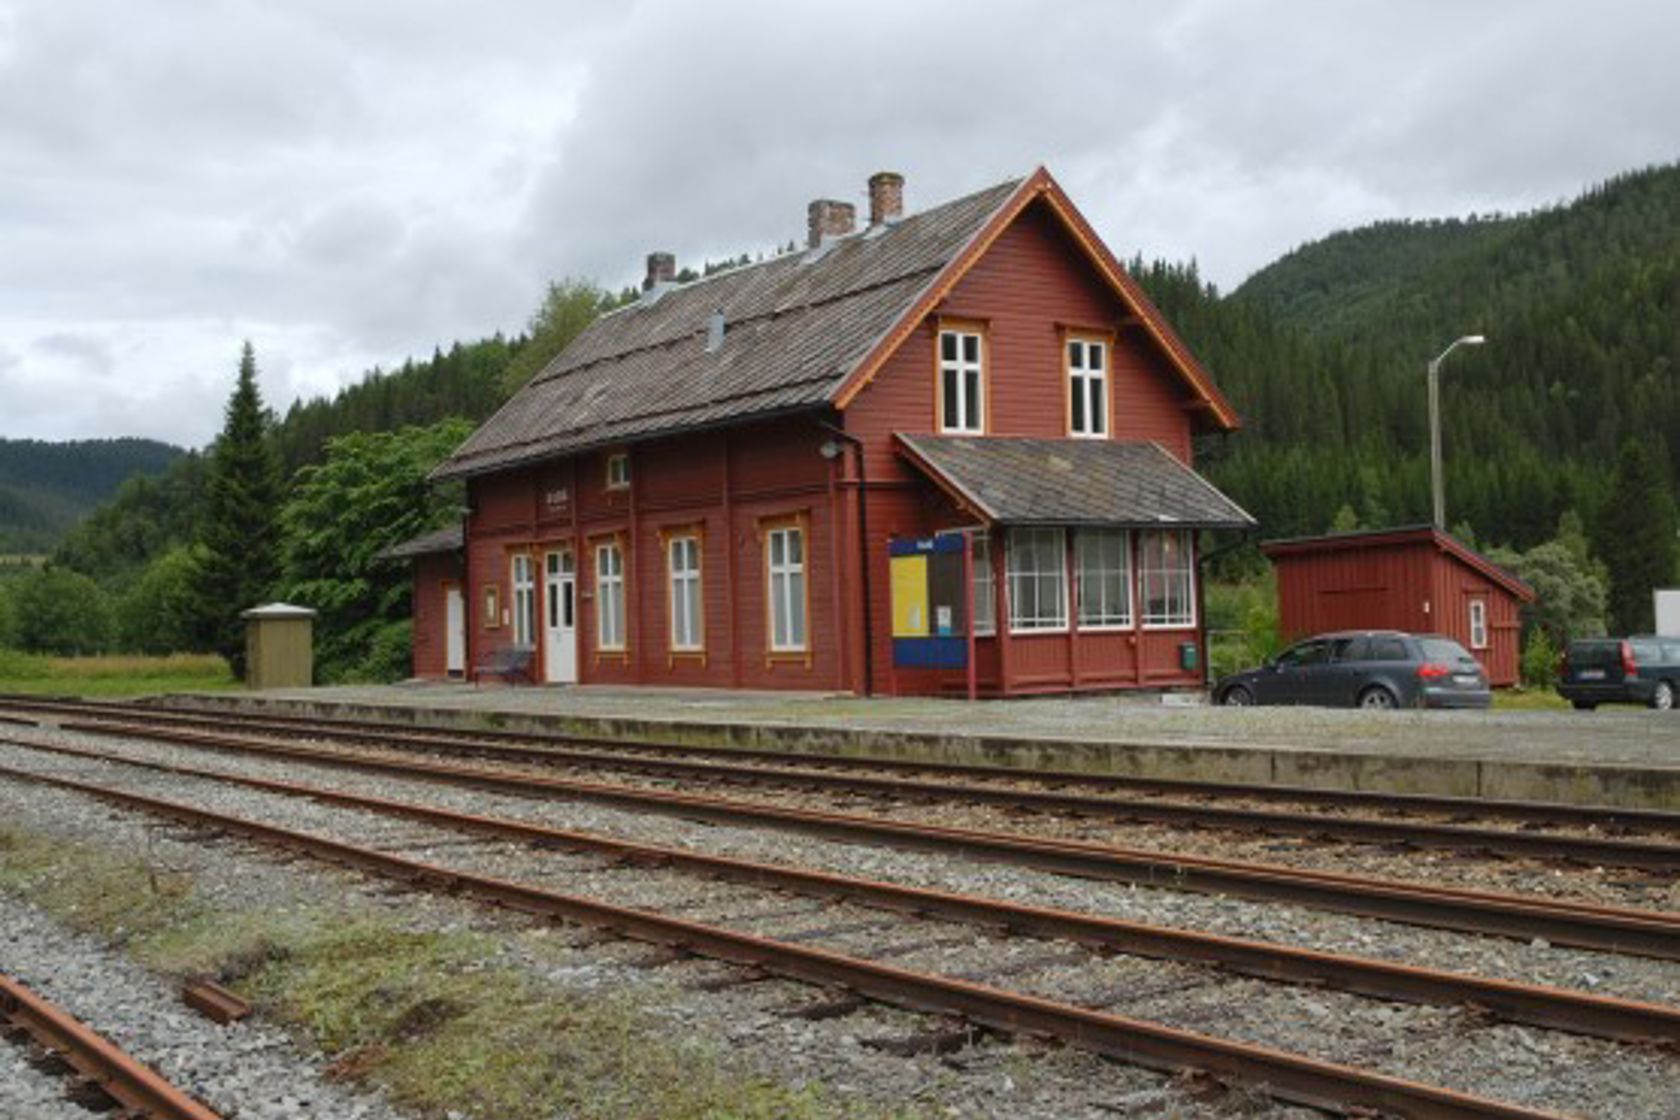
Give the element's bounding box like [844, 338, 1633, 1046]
[4, 696, 1677, 873]
[0, 969, 221, 1119]
[19, 716, 1680, 959]
[0, 736, 1619, 1119]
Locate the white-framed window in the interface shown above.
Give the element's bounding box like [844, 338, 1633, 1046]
[1068, 338, 1108, 438]
[1468, 599, 1488, 650]
[605, 452, 630, 489]
[938, 328, 984, 434]
[668, 534, 703, 652]
[1006, 527, 1068, 632]
[595, 541, 626, 650]
[971, 534, 996, 637]
[766, 524, 807, 651]
[1076, 528, 1132, 628]
[510, 554, 536, 647]
[1139, 530, 1195, 628]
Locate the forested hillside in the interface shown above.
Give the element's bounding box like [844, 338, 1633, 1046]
[1151, 162, 1680, 552]
[0, 438, 184, 553]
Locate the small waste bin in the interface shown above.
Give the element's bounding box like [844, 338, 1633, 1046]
[1178, 640, 1200, 672]
[242, 602, 317, 689]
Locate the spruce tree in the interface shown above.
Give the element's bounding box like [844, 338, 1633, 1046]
[194, 342, 282, 676]
[1597, 440, 1679, 634]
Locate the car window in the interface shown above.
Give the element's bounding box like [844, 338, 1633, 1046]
[1368, 636, 1408, 661]
[1419, 637, 1475, 664]
[1631, 639, 1663, 663]
[1278, 639, 1330, 668]
[1664, 641, 1680, 663]
[1331, 637, 1370, 662]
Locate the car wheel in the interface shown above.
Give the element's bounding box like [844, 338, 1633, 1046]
[1357, 686, 1397, 710]
[1571, 700, 1597, 711]
[1221, 685, 1254, 707]
[1652, 681, 1675, 711]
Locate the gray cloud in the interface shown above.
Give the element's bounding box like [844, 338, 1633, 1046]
[1, 0, 1677, 445]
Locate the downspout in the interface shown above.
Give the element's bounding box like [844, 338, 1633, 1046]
[819, 421, 872, 697]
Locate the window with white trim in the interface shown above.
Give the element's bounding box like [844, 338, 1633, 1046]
[1468, 599, 1488, 650]
[972, 535, 996, 636]
[766, 525, 807, 651]
[938, 329, 984, 434]
[595, 541, 626, 650]
[1068, 338, 1107, 437]
[1006, 528, 1067, 632]
[1139, 530, 1195, 627]
[605, 452, 630, 489]
[668, 535, 702, 652]
[1076, 528, 1132, 628]
[510, 554, 536, 647]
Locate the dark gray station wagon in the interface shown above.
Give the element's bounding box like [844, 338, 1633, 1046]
[1215, 631, 1491, 710]
[1557, 637, 1680, 710]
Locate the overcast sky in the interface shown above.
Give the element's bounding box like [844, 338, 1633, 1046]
[2, 0, 1677, 448]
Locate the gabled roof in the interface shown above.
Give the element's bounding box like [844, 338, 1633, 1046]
[1261, 525, 1535, 601]
[896, 435, 1255, 529]
[434, 167, 1239, 481]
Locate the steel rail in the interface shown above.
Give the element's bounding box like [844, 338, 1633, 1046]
[9, 733, 1678, 1046]
[6, 693, 1676, 832]
[0, 971, 223, 1120]
[38, 721, 1680, 959]
[0, 759, 1569, 1119]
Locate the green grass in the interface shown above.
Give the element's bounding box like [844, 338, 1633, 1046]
[1491, 687, 1570, 711]
[0, 826, 913, 1120]
[0, 650, 236, 696]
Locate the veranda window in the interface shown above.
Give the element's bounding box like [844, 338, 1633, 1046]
[1139, 529, 1195, 627]
[1075, 528, 1132, 628]
[1006, 527, 1067, 632]
[971, 534, 996, 636]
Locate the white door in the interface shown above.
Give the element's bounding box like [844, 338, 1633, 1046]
[444, 584, 465, 677]
[543, 550, 577, 684]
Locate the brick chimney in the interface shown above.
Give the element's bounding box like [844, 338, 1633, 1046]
[643, 251, 676, 291]
[868, 171, 904, 225]
[806, 199, 856, 249]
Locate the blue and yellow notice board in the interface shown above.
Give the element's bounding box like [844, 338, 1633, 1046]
[889, 534, 968, 669]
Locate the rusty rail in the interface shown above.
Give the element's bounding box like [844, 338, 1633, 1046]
[0, 758, 1568, 1118]
[8, 734, 1678, 1047]
[0, 971, 222, 1119]
[23, 722, 1680, 959]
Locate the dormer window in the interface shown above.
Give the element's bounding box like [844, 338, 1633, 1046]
[938, 327, 984, 434]
[1068, 337, 1108, 437]
[605, 452, 630, 490]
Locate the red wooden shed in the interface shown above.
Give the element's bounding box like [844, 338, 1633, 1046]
[1261, 526, 1534, 687]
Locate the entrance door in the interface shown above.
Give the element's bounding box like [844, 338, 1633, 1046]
[444, 583, 465, 677]
[543, 550, 577, 684]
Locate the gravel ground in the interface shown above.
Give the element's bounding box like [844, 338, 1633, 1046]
[0, 1025, 93, 1120]
[0, 896, 404, 1120]
[0, 745, 1313, 1119]
[5, 727, 1680, 1118]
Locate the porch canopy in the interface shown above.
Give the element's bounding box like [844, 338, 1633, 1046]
[894, 435, 1255, 529]
[376, 524, 464, 562]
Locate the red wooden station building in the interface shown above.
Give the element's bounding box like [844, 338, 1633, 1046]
[391, 167, 1253, 696]
[1262, 526, 1535, 687]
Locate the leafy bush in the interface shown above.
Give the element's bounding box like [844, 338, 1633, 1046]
[1520, 628, 1560, 690]
[10, 566, 110, 655]
[115, 546, 208, 654]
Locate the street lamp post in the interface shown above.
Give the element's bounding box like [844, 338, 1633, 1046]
[1426, 334, 1486, 528]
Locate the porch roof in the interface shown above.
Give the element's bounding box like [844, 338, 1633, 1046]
[377, 523, 464, 561]
[895, 435, 1255, 530]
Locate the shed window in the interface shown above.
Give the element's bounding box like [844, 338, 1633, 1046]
[1075, 528, 1132, 628]
[1068, 338, 1108, 438]
[510, 554, 536, 648]
[668, 534, 703, 652]
[766, 524, 807, 652]
[972, 535, 996, 636]
[1139, 529, 1195, 628]
[1007, 528, 1067, 632]
[1468, 599, 1488, 650]
[595, 541, 626, 650]
[938, 329, 984, 434]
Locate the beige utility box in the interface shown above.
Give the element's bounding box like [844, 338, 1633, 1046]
[242, 602, 317, 689]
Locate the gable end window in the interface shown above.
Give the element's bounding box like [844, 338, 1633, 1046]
[938, 328, 984, 434]
[1067, 338, 1108, 437]
[605, 453, 631, 489]
[1468, 599, 1488, 650]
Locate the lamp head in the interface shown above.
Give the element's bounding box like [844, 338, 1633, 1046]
[1462, 334, 1486, 346]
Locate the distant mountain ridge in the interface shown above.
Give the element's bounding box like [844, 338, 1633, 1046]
[0, 437, 185, 553]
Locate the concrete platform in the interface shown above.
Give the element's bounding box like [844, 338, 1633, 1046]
[158, 683, 1680, 810]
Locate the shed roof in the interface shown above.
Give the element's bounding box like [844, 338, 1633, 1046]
[433, 167, 1238, 481]
[896, 435, 1255, 529]
[376, 523, 464, 562]
[1260, 525, 1535, 601]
